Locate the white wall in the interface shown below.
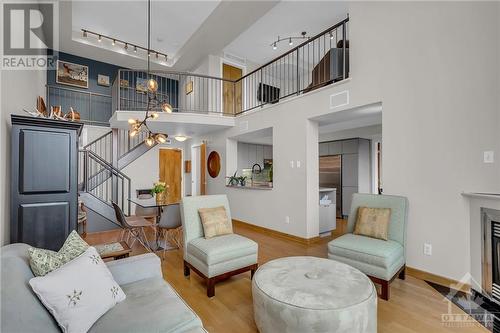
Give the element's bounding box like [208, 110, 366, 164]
[198, 1, 500, 281]
[1, 70, 47, 245]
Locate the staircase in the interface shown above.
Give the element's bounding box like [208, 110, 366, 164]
[79, 128, 156, 224]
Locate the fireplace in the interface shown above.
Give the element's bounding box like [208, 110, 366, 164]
[482, 208, 500, 304]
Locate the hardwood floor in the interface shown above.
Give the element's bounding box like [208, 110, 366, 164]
[84, 221, 488, 333]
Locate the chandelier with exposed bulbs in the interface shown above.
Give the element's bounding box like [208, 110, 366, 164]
[127, 0, 172, 147]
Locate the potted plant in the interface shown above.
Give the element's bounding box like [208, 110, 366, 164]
[151, 181, 168, 204]
[238, 176, 247, 187]
[228, 171, 239, 186]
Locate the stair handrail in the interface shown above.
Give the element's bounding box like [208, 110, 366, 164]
[83, 130, 112, 150]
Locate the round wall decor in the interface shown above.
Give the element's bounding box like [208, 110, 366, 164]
[207, 151, 221, 178]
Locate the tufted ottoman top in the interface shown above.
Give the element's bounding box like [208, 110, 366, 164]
[253, 256, 375, 310]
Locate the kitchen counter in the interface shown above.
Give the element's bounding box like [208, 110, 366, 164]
[226, 184, 273, 190]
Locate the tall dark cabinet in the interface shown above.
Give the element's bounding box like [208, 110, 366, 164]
[11, 115, 83, 250]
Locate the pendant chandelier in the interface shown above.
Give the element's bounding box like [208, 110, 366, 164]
[128, 0, 172, 147]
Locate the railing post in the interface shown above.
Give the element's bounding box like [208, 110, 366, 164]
[342, 21, 347, 80]
[296, 49, 300, 95]
[260, 69, 263, 108]
[111, 129, 119, 203]
[83, 151, 88, 192]
[232, 80, 236, 115]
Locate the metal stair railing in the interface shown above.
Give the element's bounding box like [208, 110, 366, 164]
[80, 149, 131, 216]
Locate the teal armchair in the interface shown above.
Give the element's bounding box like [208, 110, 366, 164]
[180, 195, 258, 297]
[328, 193, 409, 300]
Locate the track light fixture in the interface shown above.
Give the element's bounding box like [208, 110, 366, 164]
[329, 31, 334, 40]
[270, 31, 308, 49]
[80, 29, 168, 61]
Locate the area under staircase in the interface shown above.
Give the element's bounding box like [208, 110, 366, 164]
[79, 128, 155, 224]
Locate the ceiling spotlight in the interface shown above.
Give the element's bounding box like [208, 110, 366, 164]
[329, 31, 334, 40]
[273, 42, 277, 50]
[148, 52, 151, 57]
[124, 43, 128, 50]
[98, 35, 102, 42]
[155, 52, 159, 59]
[82, 30, 87, 38]
[134, 46, 137, 52]
[155, 133, 168, 144]
[161, 102, 173, 113]
[165, 55, 168, 61]
[112, 39, 116, 46]
[289, 38, 293, 46]
[174, 135, 187, 142]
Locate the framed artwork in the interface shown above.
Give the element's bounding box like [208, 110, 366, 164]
[185, 80, 193, 95]
[56, 60, 89, 88]
[97, 74, 110, 86]
[136, 78, 148, 93]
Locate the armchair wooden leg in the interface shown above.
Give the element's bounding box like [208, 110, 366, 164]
[207, 278, 215, 298]
[380, 280, 390, 301]
[398, 265, 406, 280]
[183, 261, 190, 277]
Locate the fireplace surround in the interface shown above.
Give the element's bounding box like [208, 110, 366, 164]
[481, 208, 500, 305]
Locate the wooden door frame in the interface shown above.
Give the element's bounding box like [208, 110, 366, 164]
[190, 143, 207, 196]
[159, 147, 184, 201]
[220, 59, 246, 114]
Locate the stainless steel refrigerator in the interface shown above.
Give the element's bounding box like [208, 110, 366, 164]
[319, 155, 342, 217]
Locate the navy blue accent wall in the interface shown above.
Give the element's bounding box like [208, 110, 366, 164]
[46, 51, 179, 125]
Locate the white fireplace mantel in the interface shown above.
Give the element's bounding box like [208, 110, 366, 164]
[464, 192, 500, 295]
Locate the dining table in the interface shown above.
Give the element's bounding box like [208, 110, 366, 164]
[128, 197, 178, 252]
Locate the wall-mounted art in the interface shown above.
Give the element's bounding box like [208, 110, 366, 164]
[97, 74, 110, 86]
[185, 80, 193, 95]
[56, 60, 89, 89]
[136, 78, 148, 93]
[207, 151, 221, 178]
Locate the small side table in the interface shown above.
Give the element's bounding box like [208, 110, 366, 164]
[95, 241, 132, 260]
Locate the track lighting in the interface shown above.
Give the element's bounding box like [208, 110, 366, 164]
[289, 38, 293, 46]
[80, 29, 168, 60]
[271, 31, 308, 49]
[273, 42, 277, 50]
[329, 31, 334, 40]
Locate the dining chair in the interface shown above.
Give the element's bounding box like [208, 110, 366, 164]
[135, 193, 159, 224]
[112, 202, 155, 252]
[158, 203, 183, 258]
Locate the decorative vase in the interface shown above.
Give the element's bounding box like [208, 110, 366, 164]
[156, 191, 166, 204]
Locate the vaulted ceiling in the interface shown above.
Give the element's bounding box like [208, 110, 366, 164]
[61, 1, 348, 72]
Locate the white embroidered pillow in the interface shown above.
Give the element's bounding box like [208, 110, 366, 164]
[29, 247, 126, 333]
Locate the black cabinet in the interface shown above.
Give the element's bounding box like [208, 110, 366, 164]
[11, 115, 83, 250]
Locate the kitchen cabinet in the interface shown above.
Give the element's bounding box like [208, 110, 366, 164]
[319, 142, 329, 156]
[328, 141, 342, 155]
[342, 186, 358, 216]
[256, 145, 264, 167]
[342, 154, 359, 187]
[342, 139, 359, 154]
[237, 142, 273, 171]
[263, 145, 272, 159]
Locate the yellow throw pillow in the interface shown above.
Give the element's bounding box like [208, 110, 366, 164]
[198, 206, 233, 239]
[354, 207, 391, 241]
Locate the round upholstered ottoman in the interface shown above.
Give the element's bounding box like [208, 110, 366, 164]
[252, 256, 377, 333]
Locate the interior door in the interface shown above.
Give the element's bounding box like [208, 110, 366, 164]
[200, 143, 207, 195]
[159, 149, 182, 203]
[223, 63, 242, 114]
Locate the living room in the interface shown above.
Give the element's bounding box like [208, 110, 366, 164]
[1, 1, 500, 333]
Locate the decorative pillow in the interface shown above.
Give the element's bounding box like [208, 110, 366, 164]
[28, 230, 89, 276]
[354, 207, 392, 241]
[29, 247, 126, 333]
[198, 206, 233, 239]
